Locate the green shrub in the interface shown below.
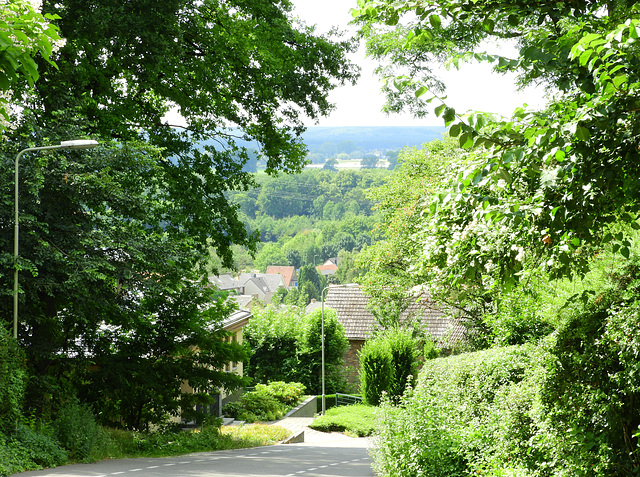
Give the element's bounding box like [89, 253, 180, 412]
[383, 327, 419, 398]
[423, 335, 440, 360]
[244, 305, 349, 395]
[0, 326, 26, 433]
[0, 434, 39, 476]
[254, 381, 306, 407]
[371, 345, 540, 477]
[359, 338, 393, 406]
[222, 390, 286, 422]
[359, 328, 420, 405]
[54, 400, 110, 462]
[12, 424, 68, 469]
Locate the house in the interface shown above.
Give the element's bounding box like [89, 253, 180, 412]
[178, 308, 252, 421]
[316, 258, 338, 276]
[209, 272, 286, 305]
[265, 265, 298, 289]
[319, 285, 464, 385]
[208, 273, 242, 293]
[237, 272, 286, 304]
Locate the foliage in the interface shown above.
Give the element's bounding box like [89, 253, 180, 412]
[371, 345, 540, 477]
[355, 0, 640, 295]
[0, 326, 25, 433]
[53, 400, 109, 462]
[222, 390, 287, 423]
[536, 257, 640, 475]
[299, 308, 349, 394]
[297, 264, 326, 303]
[358, 138, 463, 311]
[244, 305, 304, 384]
[358, 338, 393, 406]
[359, 328, 420, 405]
[0, 136, 249, 430]
[0, 0, 61, 129]
[384, 327, 420, 398]
[483, 284, 555, 348]
[254, 381, 306, 408]
[309, 404, 377, 437]
[423, 335, 440, 360]
[11, 424, 69, 469]
[244, 305, 349, 394]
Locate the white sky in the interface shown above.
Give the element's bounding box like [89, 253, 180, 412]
[291, 0, 547, 127]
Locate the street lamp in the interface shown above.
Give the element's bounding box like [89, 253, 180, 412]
[320, 283, 358, 415]
[13, 140, 99, 339]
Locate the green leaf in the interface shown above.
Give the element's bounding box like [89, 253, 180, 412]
[449, 123, 461, 137]
[621, 246, 630, 259]
[434, 104, 446, 117]
[415, 86, 428, 97]
[576, 126, 590, 141]
[442, 107, 456, 126]
[429, 14, 441, 28]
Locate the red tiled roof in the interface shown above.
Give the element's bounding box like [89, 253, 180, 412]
[266, 266, 297, 288]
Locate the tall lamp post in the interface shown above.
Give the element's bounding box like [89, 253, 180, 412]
[13, 140, 99, 339]
[320, 283, 358, 415]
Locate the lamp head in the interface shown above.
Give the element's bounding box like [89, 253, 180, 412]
[60, 139, 99, 150]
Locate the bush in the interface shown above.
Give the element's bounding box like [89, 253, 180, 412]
[371, 345, 540, 477]
[254, 381, 306, 407]
[383, 327, 419, 398]
[244, 305, 349, 394]
[222, 391, 286, 422]
[359, 338, 393, 406]
[12, 424, 68, 469]
[54, 400, 110, 462]
[359, 328, 420, 405]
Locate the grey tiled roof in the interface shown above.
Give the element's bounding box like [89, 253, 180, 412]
[209, 273, 241, 290]
[238, 273, 285, 293]
[324, 286, 464, 346]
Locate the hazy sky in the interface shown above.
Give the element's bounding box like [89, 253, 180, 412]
[292, 0, 547, 127]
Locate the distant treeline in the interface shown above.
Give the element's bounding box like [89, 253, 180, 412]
[302, 126, 446, 154]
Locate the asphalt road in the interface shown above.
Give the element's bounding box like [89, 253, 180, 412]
[12, 436, 373, 477]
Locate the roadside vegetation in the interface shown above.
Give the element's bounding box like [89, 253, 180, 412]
[310, 404, 377, 437]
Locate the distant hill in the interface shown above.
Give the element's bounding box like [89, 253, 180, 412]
[302, 126, 446, 152]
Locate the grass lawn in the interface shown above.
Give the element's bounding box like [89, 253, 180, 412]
[107, 423, 290, 459]
[309, 404, 377, 437]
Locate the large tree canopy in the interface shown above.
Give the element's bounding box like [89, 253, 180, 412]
[1, 0, 357, 428]
[355, 0, 640, 295]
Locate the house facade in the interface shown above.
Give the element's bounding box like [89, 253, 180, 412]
[321, 286, 464, 386]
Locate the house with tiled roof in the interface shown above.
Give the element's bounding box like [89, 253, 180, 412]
[237, 272, 286, 304]
[316, 258, 338, 276]
[320, 285, 464, 385]
[265, 265, 298, 289]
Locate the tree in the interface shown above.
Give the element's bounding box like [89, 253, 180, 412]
[354, 0, 640, 292]
[243, 305, 348, 394]
[324, 158, 338, 171]
[254, 243, 288, 272]
[298, 308, 348, 394]
[0, 0, 61, 129]
[298, 264, 325, 303]
[0, 136, 248, 428]
[286, 249, 302, 269]
[358, 139, 462, 309]
[361, 154, 379, 169]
